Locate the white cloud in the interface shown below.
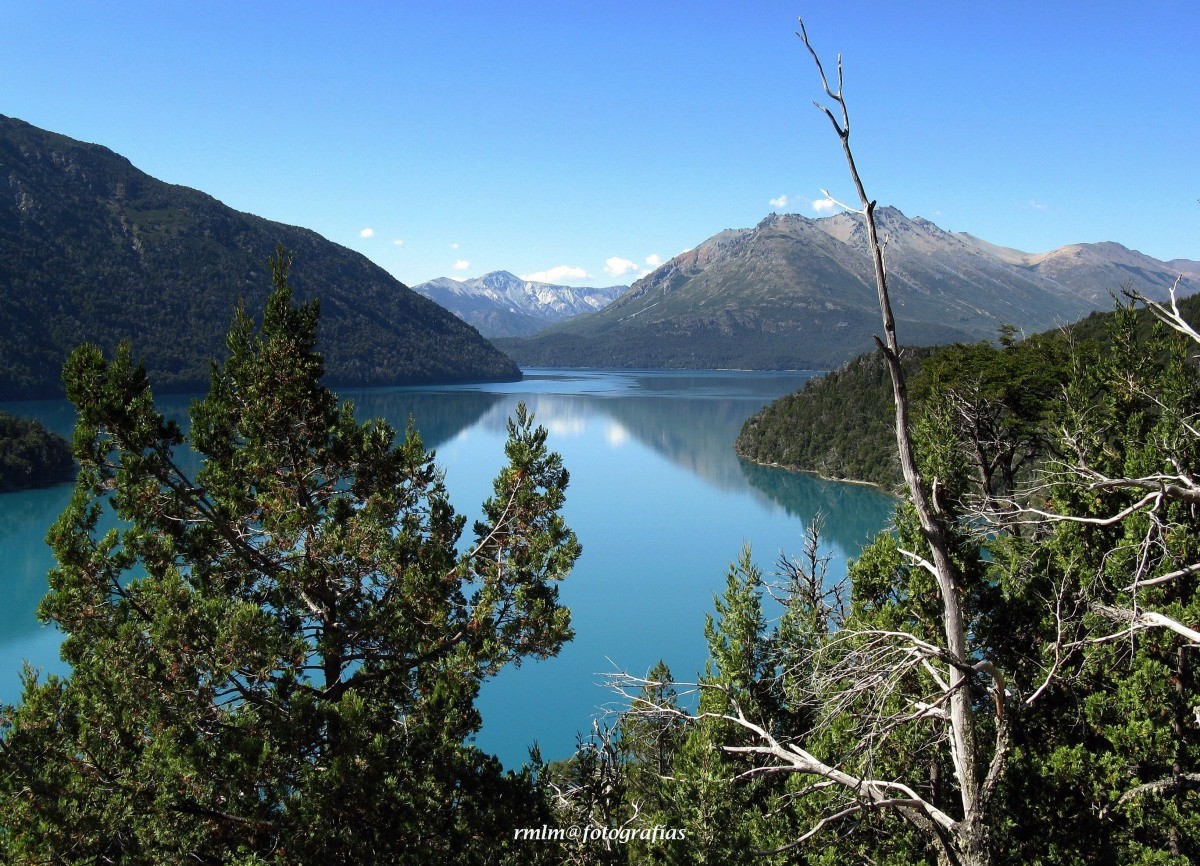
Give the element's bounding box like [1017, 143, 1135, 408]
[521, 265, 590, 284]
[644, 253, 663, 269]
[359, 227, 375, 238]
[1028, 198, 1048, 211]
[604, 256, 640, 277]
[452, 259, 470, 271]
[769, 195, 789, 209]
[811, 197, 836, 214]
[450, 242, 461, 250]
[392, 239, 404, 247]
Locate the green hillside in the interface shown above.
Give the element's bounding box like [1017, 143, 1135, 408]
[735, 294, 1200, 490]
[734, 347, 935, 488]
[0, 115, 519, 399]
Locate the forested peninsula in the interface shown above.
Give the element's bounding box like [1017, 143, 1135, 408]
[735, 295, 1200, 492]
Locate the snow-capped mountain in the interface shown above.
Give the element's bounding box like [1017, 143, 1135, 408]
[413, 271, 627, 337]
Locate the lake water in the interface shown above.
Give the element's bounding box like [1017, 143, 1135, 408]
[0, 368, 895, 767]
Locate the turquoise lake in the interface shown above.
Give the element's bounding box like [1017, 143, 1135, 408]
[0, 368, 895, 767]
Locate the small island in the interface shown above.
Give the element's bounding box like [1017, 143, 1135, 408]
[0, 412, 74, 493]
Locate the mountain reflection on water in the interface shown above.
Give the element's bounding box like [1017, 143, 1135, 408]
[339, 388, 507, 453]
[0, 368, 896, 766]
[413, 384, 893, 556]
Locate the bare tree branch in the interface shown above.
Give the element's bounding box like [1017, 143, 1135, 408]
[793, 24, 1004, 861]
[1094, 604, 1200, 645]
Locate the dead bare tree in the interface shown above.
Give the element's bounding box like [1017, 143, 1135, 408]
[787, 20, 1007, 864]
[769, 513, 846, 630]
[609, 21, 1012, 866]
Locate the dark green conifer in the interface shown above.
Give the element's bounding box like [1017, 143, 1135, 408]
[0, 251, 579, 865]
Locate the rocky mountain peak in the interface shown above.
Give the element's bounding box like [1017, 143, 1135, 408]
[499, 206, 1198, 372]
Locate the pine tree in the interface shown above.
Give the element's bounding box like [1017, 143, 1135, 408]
[619, 661, 683, 802]
[0, 251, 580, 865]
[659, 548, 785, 865]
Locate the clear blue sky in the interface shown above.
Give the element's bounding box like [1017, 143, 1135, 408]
[3, 1, 1197, 287]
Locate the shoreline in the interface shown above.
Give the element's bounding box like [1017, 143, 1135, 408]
[734, 451, 900, 497]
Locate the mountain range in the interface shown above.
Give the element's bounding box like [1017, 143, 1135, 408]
[412, 271, 626, 337]
[496, 208, 1200, 370]
[0, 115, 518, 400]
[6, 112, 1199, 389]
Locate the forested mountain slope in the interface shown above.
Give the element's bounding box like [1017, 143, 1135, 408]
[0, 115, 519, 399]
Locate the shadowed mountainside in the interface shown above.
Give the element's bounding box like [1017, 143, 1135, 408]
[0, 115, 519, 399]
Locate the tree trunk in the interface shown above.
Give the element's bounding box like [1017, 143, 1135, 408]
[958, 816, 993, 866]
[1170, 642, 1186, 857]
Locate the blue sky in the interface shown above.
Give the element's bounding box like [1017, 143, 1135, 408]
[3, 1, 1197, 287]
